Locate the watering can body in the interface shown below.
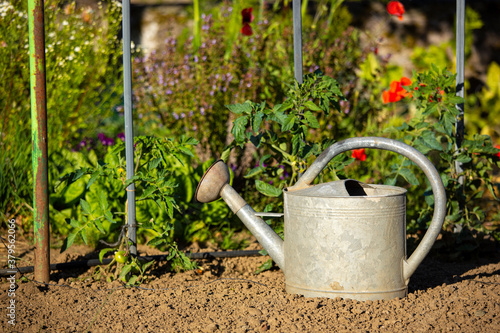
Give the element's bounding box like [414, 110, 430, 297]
[284, 181, 408, 300]
[195, 137, 446, 301]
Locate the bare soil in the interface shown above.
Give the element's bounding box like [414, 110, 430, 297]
[1, 236, 500, 332]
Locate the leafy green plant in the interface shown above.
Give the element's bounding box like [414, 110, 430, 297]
[225, 71, 346, 196]
[383, 66, 500, 238]
[58, 136, 200, 276]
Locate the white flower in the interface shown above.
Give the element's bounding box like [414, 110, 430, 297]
[74, 46, 80, 52]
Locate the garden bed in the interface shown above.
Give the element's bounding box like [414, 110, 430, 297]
[1, 238, 499, 332]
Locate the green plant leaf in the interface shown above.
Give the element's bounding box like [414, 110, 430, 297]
[87, 170, 102, 189]
[147, 237, 167, 247]
[104, 211, 116, 224]
[421, 131, 443, 151]
[245, 166, 265, 178]
[231, 116, 249, 143]
[80, 199, 92, 215]
[281, 114, 296, 132]
[61, 232, 78, 252]
[304, 100, 322, 111]
[93, 218, 106, 234]
[140, 186, 157, 200]
[118, 264, 132, 280]
[127, 275, 139, 285]
[68, 218, 80, 228]
[255, 180, 282, 197]
[220, 147, 232, 163]
[303, 111, 320, 128]
[399, 168, 420, 186]
[252, 112, 264, 133]
[177, 145, 194, 158]
[255, 259, 273, 274]
[80, 229, 88, 245]
[226, 102, 252, 114]
[148, 157, 162, 171]
[99, 248, 114, 263]
[455, 154, 472, 163]
[141, 259, 155, 271]
[97, 190, 108, 213]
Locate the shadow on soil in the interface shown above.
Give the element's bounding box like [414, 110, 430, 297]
[409, 236, 500, 293]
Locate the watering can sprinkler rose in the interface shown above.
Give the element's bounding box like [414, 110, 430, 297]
[196, 137, 446, 301]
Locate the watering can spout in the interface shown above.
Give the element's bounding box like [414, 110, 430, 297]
[195, 160, 285, 271]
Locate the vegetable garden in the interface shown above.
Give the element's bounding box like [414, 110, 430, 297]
[1, 1, 499, 328]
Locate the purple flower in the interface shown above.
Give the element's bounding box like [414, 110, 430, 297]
[117, 132, 125, 141]
[105, 137, 114, 146]
[97, 133, 114, 146]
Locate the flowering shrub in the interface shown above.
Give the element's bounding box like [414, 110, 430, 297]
[384, 67, 500, 237]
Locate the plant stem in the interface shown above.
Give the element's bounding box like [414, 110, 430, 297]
[193, 0, 201, 51]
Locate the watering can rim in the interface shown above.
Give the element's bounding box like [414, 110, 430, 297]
[284, 179, 408, 198]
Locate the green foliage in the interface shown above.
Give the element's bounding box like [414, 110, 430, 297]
[0, 0, 123, 223]
[131, 1, 372, 160]
[466, 62, 500, 140]
[225, 72, 346, 196]
[58, 136, 199, 272]
[384, 66, 500, 235]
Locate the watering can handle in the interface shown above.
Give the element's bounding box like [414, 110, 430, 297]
[291, 137, 447, 281]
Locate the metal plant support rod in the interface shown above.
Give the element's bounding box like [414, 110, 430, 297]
[122, 0, 137, 255]
[293, 0, 303, 84]
[28, 0, 50, 283]
[455, 0, 465, 186]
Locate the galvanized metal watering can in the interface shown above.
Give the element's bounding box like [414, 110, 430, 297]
[195, 137, 446, 301]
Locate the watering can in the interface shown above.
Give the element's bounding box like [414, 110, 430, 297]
[195, 137, 446, 301]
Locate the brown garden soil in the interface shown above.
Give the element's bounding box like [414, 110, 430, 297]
[1, 235, 500, 333]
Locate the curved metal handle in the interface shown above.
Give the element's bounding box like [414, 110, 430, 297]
[290, 137, 446, 281]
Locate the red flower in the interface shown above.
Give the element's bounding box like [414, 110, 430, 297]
[241, 8, 254, 36]
[387, 1, 405, 21]
[241, 8, 254, 24]
[241, 24, 253, 36]
[495, 145, 500, 158]
[352, 149, 367, 161]
[383, 77, 412, 103]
